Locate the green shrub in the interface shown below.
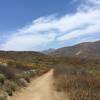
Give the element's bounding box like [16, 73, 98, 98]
[0, 74, 5, 84]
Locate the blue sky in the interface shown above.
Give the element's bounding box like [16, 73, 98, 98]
[0, 0, 100, 51]
[0, 0, 79, 32]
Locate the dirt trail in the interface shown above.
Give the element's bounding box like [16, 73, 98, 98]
[9, 69, 65, 100]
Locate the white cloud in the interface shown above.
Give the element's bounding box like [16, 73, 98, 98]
[1, 32, 56, 51]
[57, 23, 100, 41]
[88, 0, 100, 4]
[77, 0, 100, 11]
[1, 0, 100, 50]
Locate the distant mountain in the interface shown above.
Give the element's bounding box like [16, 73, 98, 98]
[42, 48, 55, 54]
[49, 41, 100, 59]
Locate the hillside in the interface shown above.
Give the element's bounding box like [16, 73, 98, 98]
[0, 51, 52, 62]
[49, 41, 100, 59]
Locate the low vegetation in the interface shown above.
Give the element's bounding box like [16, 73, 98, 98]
[53, 58, 100, 100]
[0, 52, 53, 99]
[0, 51, 100, 100]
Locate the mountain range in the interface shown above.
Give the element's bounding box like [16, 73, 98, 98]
[0, 40, 100, 60]
[46, 41, 100, 59]
[42, 48, 55, 54]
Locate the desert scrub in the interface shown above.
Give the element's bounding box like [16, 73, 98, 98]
[69, 89, 100, 100]
[0, 74, 5, 84]
[0, 90, 8, 100]
[54, 63, 100, 100]
[4, 80, 17, 96]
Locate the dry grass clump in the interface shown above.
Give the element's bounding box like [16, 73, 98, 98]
[0, 90, 8, 100]
[53, 59, 100, 100]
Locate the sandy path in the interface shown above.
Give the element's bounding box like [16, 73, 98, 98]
[9, 69, 59, 100]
